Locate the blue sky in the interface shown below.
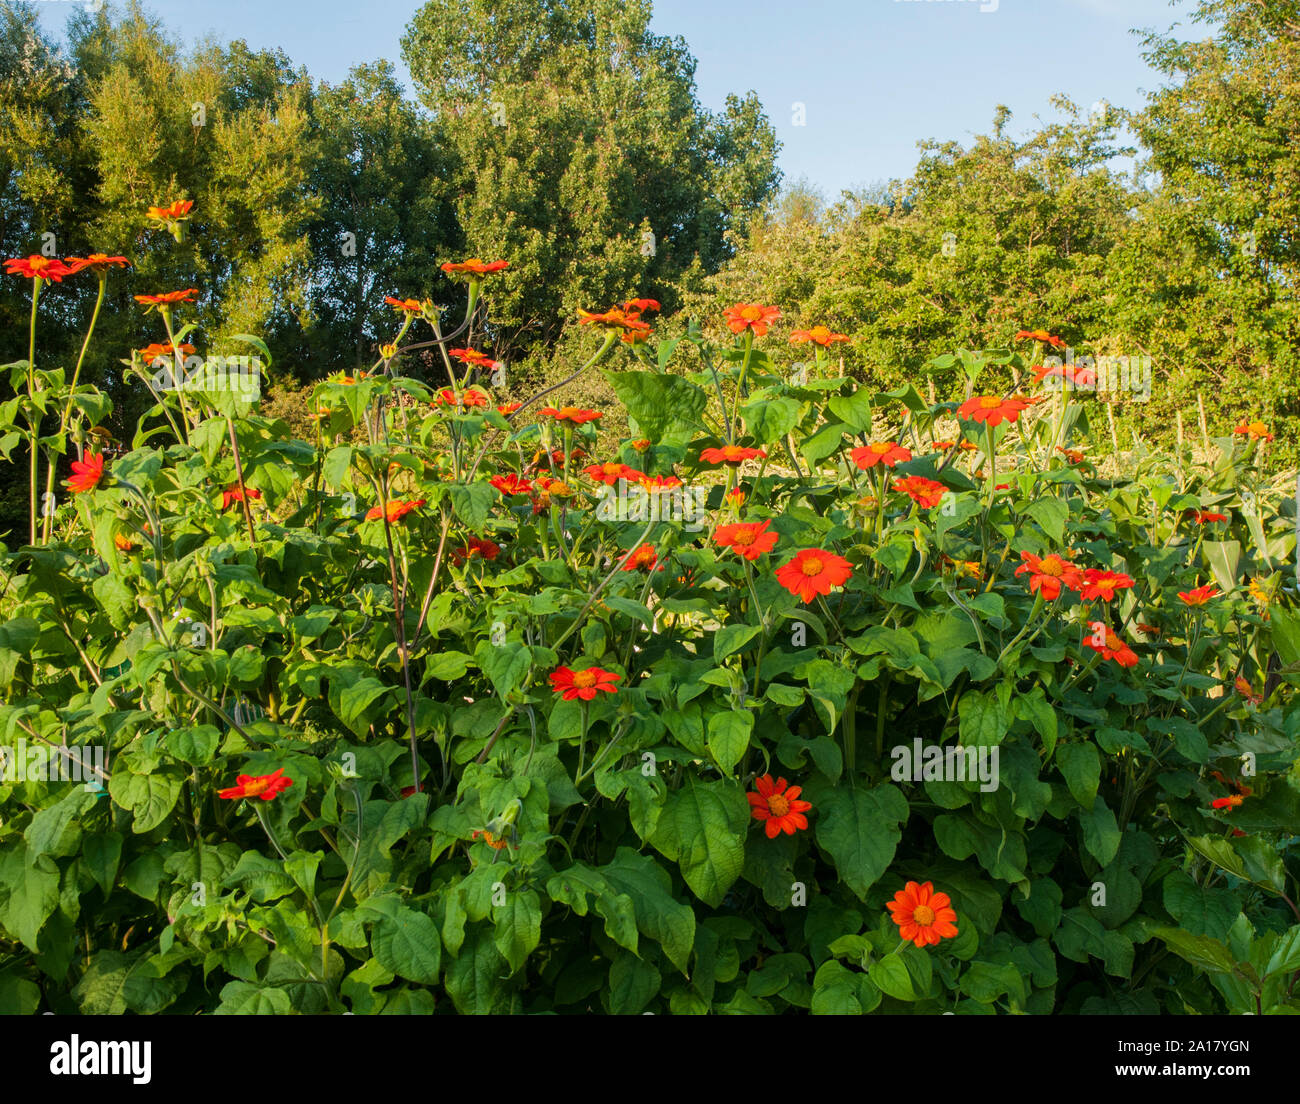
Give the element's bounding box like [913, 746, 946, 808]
[35, 0, 1196, 195]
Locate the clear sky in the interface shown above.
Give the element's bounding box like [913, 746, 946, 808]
[34, 0, 1197, 195]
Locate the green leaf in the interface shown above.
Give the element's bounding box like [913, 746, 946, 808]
[828, 390, 874, 432]
[958, 690, 1011, 748]
[1078, 796, 1121, 865]
[1025, 496, 1068, 544]
[1056, 743, 1101, 808]
[650, 778, 749, 907]
[334, 677, 396, 736]
[713, 623, 762, 662]
[475, 640, 533, 701]
[1150, 927, 1239, 976]
[706, 708, 753, 774]
[448, 481, 495, 530]
[493, 889, 542, 974]
[216, 981, 293, 1014]
[740, 396, 800, 444]
[807, 781, 908, 900]
[108, 769, 183, 833]
[608, 952, 661, 1014]
[605, 370, 708, 443]
[1162, 871, 1240, 941]
[869, 954, 916, 1001]
[371, 906, 442, 985]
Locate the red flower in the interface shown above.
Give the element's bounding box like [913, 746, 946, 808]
[1032, 362, 1096, 388]
[147, 199, 194, 222]
[221, 484, 263, 510]
[497, 403, 522, 415]
[699, 445, 767, 465]
[1233, 421, 1273, 442]
[1178, 584, 1219, 607]
[449, 347, 499, 369]
[138, 342, 195, 362]
[583, 461, 641, 485]
[364, 498, 425, 523]
[66, 254, 130, 274]
[490, 473, 532, 496]
[1057, 446, 1087, 464]
[789, 326, 849, 347]
[538, 405, 603, 426]
[957, 394, 1031, 427]
[64, 453, 105, 494]
[1192, 510, 1228, 524]
[747, 775, 812, 838]
[852, 441, 911, 469]
[1079, 569, 1135, 602]
[470, 828, 511, 850]
[576, 307, 652, 335]
[5, 255, 75, 282]
[714, 520, 778, 560]
[887, 881, 959, 948]
[435, 387, 489, 408]
[452, 537, 501, 563]
[549, 665, 621, 701]
[134, 289, 198, 310]
[622, 298, 661, 314]
[1234, 676, 1263, 705]
[1015, 551, 1084, 601]
[441, 258, 509, 277]
[893, 476, 948, 509]
[218, 767, 293, 802]
[1211, 795, 1244, 811]
[775, 548, 853, 604]
[723, 303, 781, 336]
[1084, 622, 1139, 668]
[385, 296, 424, 314]
[621, 544, 660, 572]
[1015, 329, 1066, 349]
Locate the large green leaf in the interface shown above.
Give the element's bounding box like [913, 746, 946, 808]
[807, 781, 908, 900]
[605, 370, 708, 443]
[371, 906, 442, 985]
[649, 777, 749, 907]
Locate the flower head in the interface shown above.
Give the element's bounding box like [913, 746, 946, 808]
[1234, 676, 1263, 705]
[218, 767, 293, 802]
[957, 394, 1031, 427]
[893, 475, 948, 509]
[441, 258, 509, 277]
[66, 254, 131, 275]
[1178, 584, 1219, 607]
[1084, 622, 1139, 668]
[1211, 795, 1245, 811]
[789, 326, 848, 347]
[451, 537, 501, 564]
[134, 289, 198, 312]
[549, 665, 621, 701]
[64, 453, 105, 494]
[699, 445, 767, 466]
[449, 347, 499, 369]
[490, 473, 532, 496]
[1192, 510, 1228, 524]
[1233, 421, 1274, 442]
[1080, 569, 1135, 603]
[887, 881, 959, 948]
[577, 307, 652, 335]
[221, 484, 263, 510]
[1015, 551, 1084, 601]
[621, 544, 660, 572]
[852, 441, 911, 469]
[538, 405, 603, 426]
[1015, 329, 1066, 349]
[583, 461, 641, 486]
[713, 519, 778, 561]
[634, 473, 683, 493]
[747, 775, 812, 838]
[435, 387, 489, 409]
[138, 342, 195, 363]
[5, 255, 75, 282]
[385, 296, 425, 314]
[147, 199, 194, 222]
[723, 303, 781, 336]
[775, 548, 853, 604]
[364, 498, 425, 523]
[1032, 362, 1096, 389]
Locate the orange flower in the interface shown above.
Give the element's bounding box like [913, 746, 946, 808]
[66, 254, 130, 274]
[217, 767, 293, 802]
[490, 473, 532, 496]
[1135, 622, 1162, 637]
[1084, 622, 1139, 668]
[538, 405, 603, 426]
[635, 474, 682, 492]
[577, 307, 652, 335]
[583, 461, 641, 486]
[64, 453, 105, 493]
[1234, 676, 1263, 705]
[886, 881, 959, 948]
[1211, 795, 1245, 811]
[725, 487, 747, 509]
[957, 394, 1031, 427]
[449, 347, 499, 369]
[722, 303, 781, 336]
[1080, 569, 1135, 602]
[385, 296, 425, 314]
[113, 533, 137, 552]
[1032, 362, 1096, 388]
[1233, 421, 1273, 442]
[933, 439, 978, 453]
[893, 476, 948, 509]
[851, 441, 911, 469]
[146, 199, 194, 222]
[621, 544, 660, 572]
[1192, 510, 1228, 524]
[789, 326, 848, 347]
[1178, 584, 1219, 607]
[221, 484, 263, 510]
[775, 548, 853, 604]
[5, 255, 75, 282]
[435, 387, 489, 408]
[623, 298, 661, 314]
[470, 828, 510, 850]
[138, 342, 195, 362]
[1015, 329, 1066, 349]
[1015, 551, 1084, 601]
[364, 498, 425, 523]
[714, 520, 778, 560]
[497, 403, 522, 415]
[441, 258, 509, 277]
[549, 665, 621, 701]
[134, 289, 198, 311]
[747, 775, 812, 838]
[1057, 446, 1087, 464]
[699, 445, 767, 465]
[451, 537, 501, 563]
